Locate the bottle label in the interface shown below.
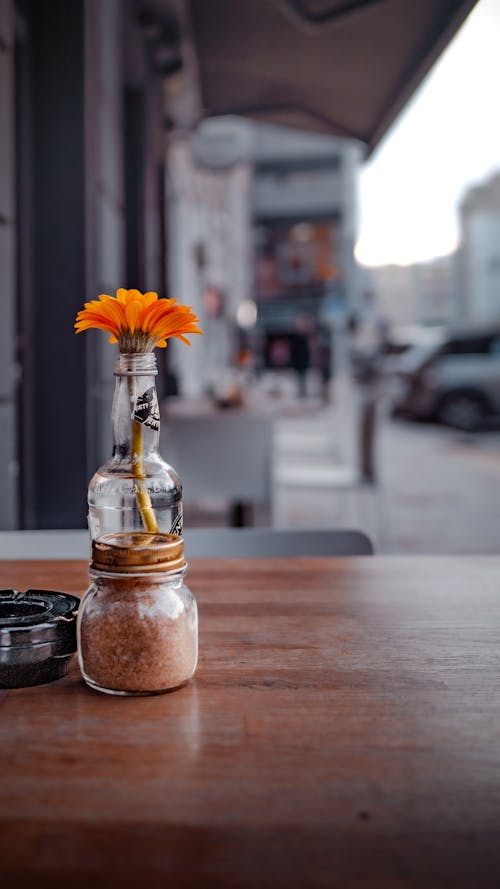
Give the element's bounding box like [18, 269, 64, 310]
[170, 511, 183, 535]
[132, 387, 160, 431]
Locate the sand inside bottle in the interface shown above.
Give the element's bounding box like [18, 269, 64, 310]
[80, 575, 197, 694]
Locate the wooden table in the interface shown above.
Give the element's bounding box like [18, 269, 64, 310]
[1, 556, 499, 888]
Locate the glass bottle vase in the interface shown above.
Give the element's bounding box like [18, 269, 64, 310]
[88, 352, 182, 540]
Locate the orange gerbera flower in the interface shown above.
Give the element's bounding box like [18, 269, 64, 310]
[75, 288, 203, 352]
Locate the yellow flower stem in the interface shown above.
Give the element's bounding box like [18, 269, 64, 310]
[129, 379, 159, 533]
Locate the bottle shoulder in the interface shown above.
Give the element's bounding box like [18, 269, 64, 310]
[91, 450, 178, 475]
[88, 455, 181, 494]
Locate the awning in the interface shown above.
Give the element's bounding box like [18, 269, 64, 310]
[188, 0, 477, 155]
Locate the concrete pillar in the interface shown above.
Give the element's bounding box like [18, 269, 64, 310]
[0, 0, 19, 528]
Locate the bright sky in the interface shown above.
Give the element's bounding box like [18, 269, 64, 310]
[354, 0, 500, 268]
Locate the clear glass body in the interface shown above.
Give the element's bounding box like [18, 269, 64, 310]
[88, 353, 182, 540]
[77, 566, 198, 695]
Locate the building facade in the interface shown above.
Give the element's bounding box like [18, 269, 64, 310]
[457, 172, 500, 325]
[0, 0, 194, 528]
[366, 253, 456, 332]
[168, 116, 363, 391]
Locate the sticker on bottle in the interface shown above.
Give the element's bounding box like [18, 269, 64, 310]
[132, 387, 160, 431]
[170, 512, 183, 535]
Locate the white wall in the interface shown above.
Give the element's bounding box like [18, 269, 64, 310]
[167, 135, 253, 396]
[463, 211, 500, 323]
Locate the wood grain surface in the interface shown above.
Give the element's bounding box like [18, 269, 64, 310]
[1, 556, 499, 888]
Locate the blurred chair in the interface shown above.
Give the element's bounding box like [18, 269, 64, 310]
[183, 527, 373, 557]
[0, 530, 88, 560]
[163, 413, 273, 526]
[0, 527, 372, 559]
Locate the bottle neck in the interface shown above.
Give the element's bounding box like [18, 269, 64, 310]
[111, 353, 160, 458]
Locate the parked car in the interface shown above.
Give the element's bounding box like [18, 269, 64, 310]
[351, 324, 445, 383]
[384, 326, 500, 431]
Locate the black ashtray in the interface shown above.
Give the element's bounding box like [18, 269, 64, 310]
[0, 589, 79, 688]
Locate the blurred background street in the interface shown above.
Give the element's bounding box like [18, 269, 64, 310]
[1, 0, 500, 555]
[273, 383, 500, 554]
[176, 370, 500, 554]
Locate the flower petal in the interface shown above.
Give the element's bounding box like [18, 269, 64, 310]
[75, 289, 203, 350]
[125, 300, 141, 332]
[138, 292, 160, 327]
